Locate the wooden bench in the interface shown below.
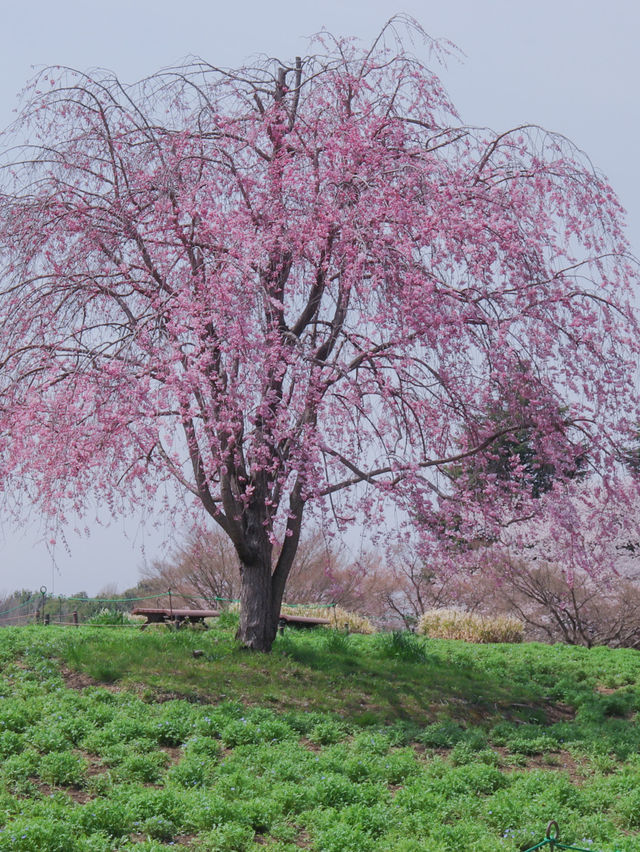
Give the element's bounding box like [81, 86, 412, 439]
[132, 607, 329, 633]
[132, 607, 219, 630]
[278, 613, 331, 632]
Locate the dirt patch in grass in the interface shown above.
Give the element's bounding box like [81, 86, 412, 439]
[59, 664, 121, 692]
[299, 738, 323, 753]
[76, 750, 107, 777]
[522, 750, 583, 780]
[419, 745, 585, 783]
[427, 694, 575, 727]
[31, 779, 94, 804]
[538, 700, 575, 723]
[595, 684, 620, 695]
[293, 829, 313, 848]
[160, 745, 183, 765]
[130, 833, 197, 846]
[482, 696, 575, 725]
[494, 747, 584, 782]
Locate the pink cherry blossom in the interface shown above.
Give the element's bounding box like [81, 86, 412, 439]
[0, 19, 638, 649]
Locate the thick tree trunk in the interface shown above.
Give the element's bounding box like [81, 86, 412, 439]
[232, 483, 304, 652]
[237, 557, 281, 651]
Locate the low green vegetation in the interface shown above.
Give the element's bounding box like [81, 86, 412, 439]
[1, 623, 640, 849]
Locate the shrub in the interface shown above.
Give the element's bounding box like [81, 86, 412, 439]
[30, 726, 70, 753]
[86, 608, 135, 626]
[0, 730, 24, 758]
[418, 721, 466, 749]
[77, 799, 133, 837]
[39, 751, 87, 787]
[507, 734, 560, 756]
[235, 797, 278, 832]
[114, 752, 168, 784]
[450, 742, 497, 767]
[416, 609, 523, 643]
[166, 755, 215, 788]
[220, 714, 294, 747]
[183, 736, 222, 759]
[0, 699, 33, 732]
[127, 788, 186, 831]
[138, 815, 176, 841]
[0, 818, 79, 851]
[193, 705, 240, 738]
[308, 719, 348, 746]
[182, 793, 238, 831]
[196, 822, 254, 851]
[374, 630, 428, 662]
[2, 749, 40, 784]
[309, 819, 376, 852]
[153, 712, 194, 746]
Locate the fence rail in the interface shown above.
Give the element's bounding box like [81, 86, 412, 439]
[0, 588, 337, 628]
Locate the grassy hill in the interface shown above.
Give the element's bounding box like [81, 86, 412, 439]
[1, 621, 640, 850]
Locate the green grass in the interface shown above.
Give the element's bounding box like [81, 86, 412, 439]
[56, 624, 558, 724]
[1, 624, 640, 849]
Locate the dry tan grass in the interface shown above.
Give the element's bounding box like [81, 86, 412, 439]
[227, 601, 375, 633]
[281, 604, 376, 634]
[416, 608, 523, 643]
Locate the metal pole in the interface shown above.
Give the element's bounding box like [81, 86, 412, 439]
[39, 586, 47, 626]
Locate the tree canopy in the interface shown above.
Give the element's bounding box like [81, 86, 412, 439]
[0, 19, 638, 648]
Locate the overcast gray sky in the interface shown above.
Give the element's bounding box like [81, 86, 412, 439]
[1, 0, 638, 597]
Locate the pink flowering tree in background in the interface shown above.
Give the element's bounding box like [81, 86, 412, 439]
[0, 18, 638, 650]
[465, 480, 640, 647]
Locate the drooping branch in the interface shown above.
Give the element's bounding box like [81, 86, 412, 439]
[0, 18, 637, 653]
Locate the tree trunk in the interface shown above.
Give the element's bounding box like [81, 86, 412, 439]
[237, 557, 280, 651]
[232, 484, 304, 652]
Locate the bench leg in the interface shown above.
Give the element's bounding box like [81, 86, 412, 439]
[140, 615, 169, 630]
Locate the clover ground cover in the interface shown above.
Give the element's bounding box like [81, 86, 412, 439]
[1, 625, 640, 849]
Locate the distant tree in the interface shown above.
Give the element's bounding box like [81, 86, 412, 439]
[0, 18, 638, 649]
[96, 583, 120, 600]
[475, 482, 640, 647]
[382, 548, 456, 629]
[140, 529, 242, 607]
[0, 588, 35, 626]
[452, 402, 587, 501]
[141, 526, 381, 614]
[493, 560, 640, 648]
